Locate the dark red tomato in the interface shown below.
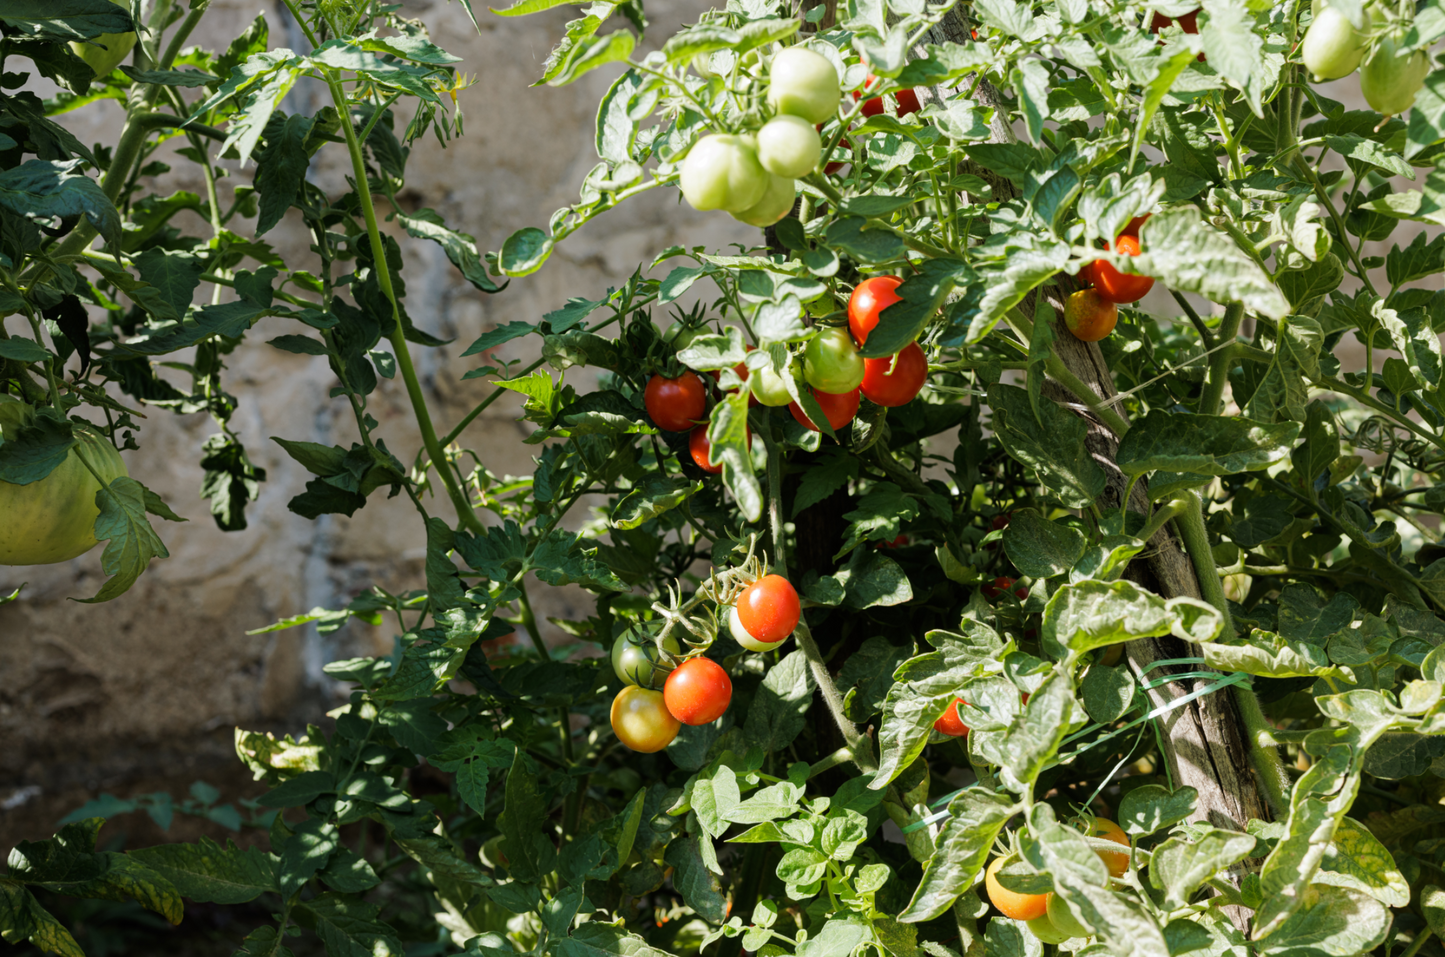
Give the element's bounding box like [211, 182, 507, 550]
[1149, 10, 1203, 59]
[689, 424, 751, 475]
[789, 387, 861, 433]
[1092, 234, 1154, 305]
[896, 88, 921, 116]
[645, 373, 706, 432]
[663, 656, 733, 725]
[1122, 213, 1151, 237]
[984, 576, 1028, 601]
[736, 574, 801, 643]
[861, 341, 927, 407]
[934, 698, 969, 737]
[854, 75, 923, 119]
[848, 276, 904, 347]
[879, 534, 909, 549]
[989, 513, 1011, 532]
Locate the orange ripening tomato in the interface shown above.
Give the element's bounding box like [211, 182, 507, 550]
[934, 698, 969, 737]
[644, 373, 706, 432]
[878, 533, 909, 549]
[1085, 818, 1131, 877]
[611, 686, 681, 752]
[1092, 234, 1154, 304]
[663, 656, 732, 725]
[986, 857, 1048, 921]
[1064, 288, 1118, 343]
[848, 276, 904, 347]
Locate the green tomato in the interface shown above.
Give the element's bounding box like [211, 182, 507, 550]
[1361, 34, 1431, 115]
[664, 321, 706, 349]
[1046, 893, 1090, 939]
[730, 605, 785, 652]
[680, 134, 768, 213]
[69, 0, 136, 78]
[803, 327, 865, 393]
[612, 629, 681, 688]
[1302, 5, 1367, 80]
[731, 174, 796, 227]
[1027, 913, 1073, 945]
[766, 47, 841, 125]
[750, 362, 795, 407]
[0, 401, 129, 565]
[756, 115, 822, 178]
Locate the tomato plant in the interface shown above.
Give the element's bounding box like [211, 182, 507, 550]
[1064, 287, 1120, 342]
[735, 574, 801, 644]
[1091, 234, 1155, 304]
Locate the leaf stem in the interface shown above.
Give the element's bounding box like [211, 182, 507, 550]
[1198, 302, 1243, 416]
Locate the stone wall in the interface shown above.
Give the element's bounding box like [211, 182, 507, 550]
[0, 0, 749, 847]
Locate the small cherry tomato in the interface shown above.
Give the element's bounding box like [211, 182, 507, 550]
[984, 576, 1028, 601]
[1063, 288, 1119, 343]
[733, 174, 797, 228]
[644, 372, 707, 432]
[848, 276, 903, 347]
[750, 363, 795, 407]
[934, 698, 970, 737]
[736, 574, 801, 644]
[985, 856, 1048, 921]
[860, 341, 927, 407]
[663, 656, 733, 725]
[1361, 34, 1431, 116]
[1150, 9, 1198, 33]
[680, 134, 768, 213]
[1092, 234, 1154, 304]
[1046, 893, 1090, 938]
[803, 327, 865, 393]
[789, 387, 861, 433]
[989, 513, 1012, 532]
[879, 534, 909, 549]
[1302, 4, 1366, 80]
[767, 47, 841, 124]
[611, 686, 681, 752]
[730, 605, 781, 652]
[1084, 818, 1131, 877]
[853, 74, 923, 118]
[689, 423, 751, 475]
[612, 630, 681, 688]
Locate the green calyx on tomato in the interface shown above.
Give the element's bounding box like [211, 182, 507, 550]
[644, 372, 706, 432]
[611, 686, 681, 752]
[663, 656, 732, 725]
[0, 400, 129, 566]
[1302, 4, 1368, 80]
[70, 0, 136, 78]
[732, 174, 796, 228]
[756, 114, 822, 178]
[1361, 34, 1430, 116]
[803, 327, 865, 393]
[729, 605, 783, 652]
[612, 628, 681, 688]
[767, 47, 841, 125]
[680, 134, 768, 213]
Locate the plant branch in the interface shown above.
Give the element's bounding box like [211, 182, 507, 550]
[1199, 302, 1243, 416]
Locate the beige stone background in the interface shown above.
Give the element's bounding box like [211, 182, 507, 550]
[0, 0, 750, 848]
[0, 2, 1423, 854]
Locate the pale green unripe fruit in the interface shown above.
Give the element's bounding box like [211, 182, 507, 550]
[1361, 34, 1431, 115]
[755, 115, 822, 177]
[731, 174, 796, 227]
[1046, 894, 1090, 939]
[680, 134, 768, 213]
[1027, 914, 1073, 945]
[802, 327, 865, 392]
[1302, 5, 1367, 80]
[70, 0, 136, 79]
[749, 363, 794, 406]
[766, 47, 841, 125]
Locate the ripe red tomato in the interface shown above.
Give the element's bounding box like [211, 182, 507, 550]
[879, 533, 909, 549]
[989, 513, 1011, 532]
[789, 387, 861, 433]
[984, 576, 1028, 601]
[934, 698, 969, 737]
[848, 276, 903, 347]
[1064, 288, 1118, 342]
[860, 341, 927, 407]
[854, 75, 922, 119]
[663, 656, 733, 725]
[1092, 234, 1154, 304]
[644, 372, 706, 432]
[689, 424, 751, 475]
[611, 686, 681, 752]
[736, 574, 801, 644]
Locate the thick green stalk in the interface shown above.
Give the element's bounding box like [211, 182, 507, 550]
[1174, 493, 1291, 817]
[1004, 307, 1131, 436]
[322, 71, 483, 535]
[1198, 302, 1243, 416]
[760, 422, 876, 772]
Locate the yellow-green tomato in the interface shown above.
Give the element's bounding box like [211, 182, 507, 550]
[680, 134, 768, 213]
[732, 174, 796, 227]
[1027, 913, 1073, 945]
[756, 115, 822, 178]
[69, 0, 136, 78]
[611, 686, 681, 752]
[803, 327, 865, 393]
[0, 406, 128, 566]
[1046, 893, 1090, 939]
[767, 47, 841, 124]
[612, 630, 681, 688]
[1301, 5, 1367, 80]
[730, 604, 786, 652]
[750, 363, 795, 407]
[1361, 35, 1431, 115]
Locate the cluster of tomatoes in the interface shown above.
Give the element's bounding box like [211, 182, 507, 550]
[1065, 214, 1154, 343]
[984, 820, 1132, 943]
[608, 575, 802, 752]
[1301, 1, 1430, 115]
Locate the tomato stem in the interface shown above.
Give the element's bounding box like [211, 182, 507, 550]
[1198, 302, 1243, 417]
